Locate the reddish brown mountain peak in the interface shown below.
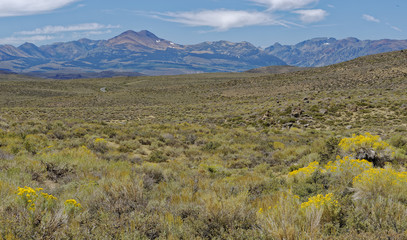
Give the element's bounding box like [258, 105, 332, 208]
[107, 30, 178, 50]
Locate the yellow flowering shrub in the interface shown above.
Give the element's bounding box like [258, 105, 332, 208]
[288, 161, 319, 179]
[324, 156, 373, 186]
[64, 199, 82, 216]
[94, 138, 107, 144]
[325, 156, 372, 173]
[17, 186, 57, 212]
[301, 193, 339, 210]
[17, 186, 38, 212]
[41, 192, 58, 210]
[301, 193, 340, 223]
[339, 132, 390, 152]
[353, 167, 407, 201]
[258, 191, 340, 238]
[338, 133, 395, 167]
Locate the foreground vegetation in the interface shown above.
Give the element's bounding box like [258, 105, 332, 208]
[1, 50, 407, 239]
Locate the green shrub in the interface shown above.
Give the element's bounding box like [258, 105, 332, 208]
[88, 137, 109, 154]
[149, 150, 168, 163]
[23, 134, 48, 154]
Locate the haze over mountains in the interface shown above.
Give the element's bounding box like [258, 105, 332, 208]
[0, 30, 406, 77]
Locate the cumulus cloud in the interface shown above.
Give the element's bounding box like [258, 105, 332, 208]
[155, 10, 288, 31]
[0, 0, 80, 17]
[293, 9, 328, 23]
[251, 0, 319, 11]
[362, 14, 380, 23]
[18, 23, 120, 35]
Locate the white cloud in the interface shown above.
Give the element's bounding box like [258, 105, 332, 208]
[251, 0, 319, 11]
[391, 26, 402, 32]
[0, 23, 120, 45]
[293, 9, 327, 23]
[18, 23, 120, 35]
[386, 23, 402, 32]
[362, 14, 380, 23]
[72, 30, 113, 38]
[85, 30, 113, 35]
[0, 0, 80, 17]
[155, 10, 288, 31]
[148, 0, 328, 31]
[0, 35, 55, 45]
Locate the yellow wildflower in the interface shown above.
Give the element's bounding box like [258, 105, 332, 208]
[325, 156, 372, 174]
[16, 186, 57, 212]
[339, 132, 392, 153]
[94, 138, 107, 143]
[301, 193, 339, 209]
[65, 199, 82, 208]
[289, 161, 319, 178]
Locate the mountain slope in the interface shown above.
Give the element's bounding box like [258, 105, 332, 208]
[107, 30, 181, 51]
[0, 31, 407, 76]
[266, 37, 407, 67]
[0, 30, 287, 76]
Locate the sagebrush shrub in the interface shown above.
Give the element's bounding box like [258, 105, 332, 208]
[353, 167, 407, 201]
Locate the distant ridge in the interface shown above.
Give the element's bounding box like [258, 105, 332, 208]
[266, 37, 407, 67]
[245, 65, 308, 74]
[0, 30, 406, 76]
[0, 30, 286, 76]
[0, 69, 15, 74]
[24, 71, 144, 80]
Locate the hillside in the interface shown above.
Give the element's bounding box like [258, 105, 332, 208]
[245, 65, 308, 74]
[24, 70, 144, 80]
[0, 51, 407, 239]
[0, 71, 39, 81]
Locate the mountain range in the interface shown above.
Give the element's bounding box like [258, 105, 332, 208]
[266, 37, 407, 67]
[1, 30, 407, 77]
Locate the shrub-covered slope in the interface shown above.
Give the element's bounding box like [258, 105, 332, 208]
[0, 50, 407, 239]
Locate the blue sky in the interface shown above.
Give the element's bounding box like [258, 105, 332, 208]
[0, 0, 405, 47]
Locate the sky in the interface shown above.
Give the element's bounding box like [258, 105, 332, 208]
[0, 0, 405, 47]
